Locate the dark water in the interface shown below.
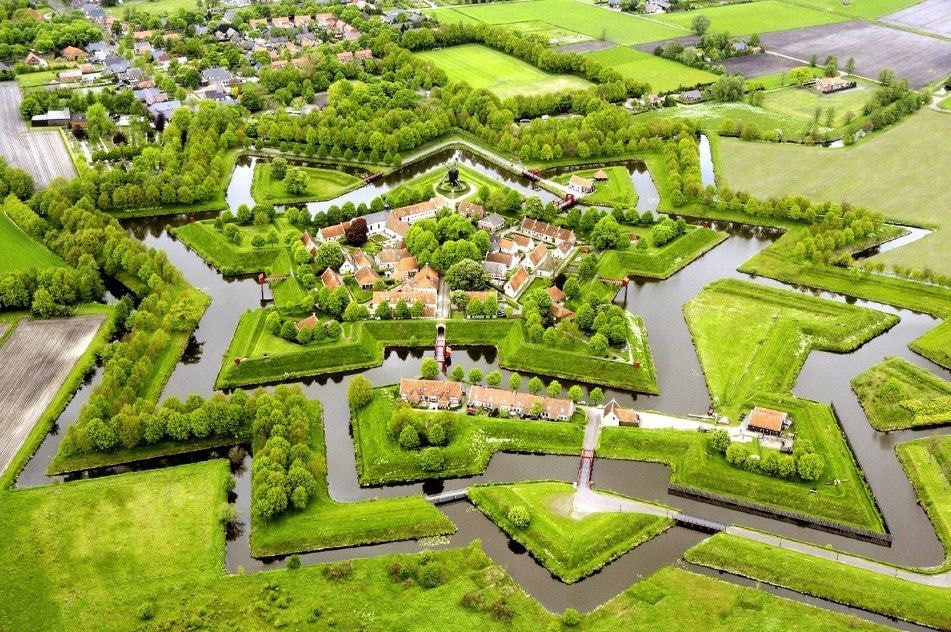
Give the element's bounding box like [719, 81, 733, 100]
[13, 150, 951, 622]
[698, 134, 716, 188]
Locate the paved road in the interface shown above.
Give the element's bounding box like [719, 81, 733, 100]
[0, 83, 77, 188]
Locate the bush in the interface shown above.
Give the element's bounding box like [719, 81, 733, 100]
[287, 555, 301, 570]
[709, 429, 730, 453]
[398, 425, 420, 450]
[322, 562, 353, 581]
[508, 505, 530, 529]
[138, 602, 156, 621]
[426, 423, 447, 446]
[419, 447, 445, 471]
[418, 563, 446, 588]
[347, 376, 373, 409]
[561, 608, 581, 627]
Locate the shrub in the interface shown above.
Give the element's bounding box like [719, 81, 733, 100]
[418, 563, 446, 588]
[508, 505, 530, 529]
[398, 425, 420, 450]
[138, 602, 156, 621]
[419, 447, 445, 471]
[322, 562, 353, 580]
[287, 555, 301, 570]
[347, 376, 373, 409]
[709, 429, 730, 453]
[426, 423, 446, 446]
[460, 591, 485, 610]
[724, 442, 749, 466]
[797, 452, 826, 481]
[561, 608, 581, 627]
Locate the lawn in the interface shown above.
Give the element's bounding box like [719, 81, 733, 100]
[251, 161, 363, 204]
[219, 315, 660, 393]
[171, 218, 294, 276]
[106, 0, 198, 16]
[15, 70, 58, 92]
[396, 161, 520, 203]
[653, 0, 848, 35]
[252, 400, 454, 556]
[415, 44, 592, 99]
[911, 321, 951, 369]
[685, 532, 951, 630]
[898, 435, 951, 565]
[718, 109, 951, 275]
[760, 80, 875, 129]
[851, 356, 951, 431]
[791, 0, 924, 19]
[468, 481, 672, 582]
[596, 225, 727, 279]
[584, 46, 718, 93]
[501, 19, 591, 45]
[0, 211, 67, 273]
[683, 278, 898, 411]
[553, 166, 638, 207]
[939, 95, 951, 110]
[429, 0, 686, 45]
[637, 101, 819, 140]
[599, 392, 885, 533]
[351, 388, 584, 484]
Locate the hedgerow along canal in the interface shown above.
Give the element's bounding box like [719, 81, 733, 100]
[12, 150, 951, 623]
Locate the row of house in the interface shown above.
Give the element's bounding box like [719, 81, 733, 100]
[398, 380, 576, 420]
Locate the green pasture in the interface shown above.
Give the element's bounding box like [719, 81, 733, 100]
[429, 0, 686, 45]
[468, 482, 672, 582]
[718, 110, 951, 275]
[790, 0, 924, 19]
[171, 218, 296, 276]
[584, 46, 718, 93]
[852, 356, 951, 431]
[553, 165, 638, 207]
[106, 0, 199, 17]
[637, 101, 821, 139]
[251, 162, 363, 205]
[760, 80, 874, 128]
[0, 211, 67, 273]
[654, 0, 848, 34]
[911, 321, 951, 369]
[416, 44, 592, 99]
[506, 20, 592, 45]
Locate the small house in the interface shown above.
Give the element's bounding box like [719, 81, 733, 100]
[746, 407, 791, 437]
[295, 313, 318, 331]
[504, 266, 531, 298]
[320, 267, 343, 291]
[680, 89, 703, 104]
[603, 399, 639, 426]
[593, 170, 609, 181]
[61, 46, 88, 60]
[400, 378, 463, 409]
[478, 213, 505, 233]
[458, 201, 484, 220]
[354, 266, 380, 289]
[568, 174, 595, 194]
[23, 52, 47, 67]
[814, 76, 856, 94]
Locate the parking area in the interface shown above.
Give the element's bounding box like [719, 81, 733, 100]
[0, 82, 76, 188]
[762, 21, 951, 88]
[883, 0, 951, 38]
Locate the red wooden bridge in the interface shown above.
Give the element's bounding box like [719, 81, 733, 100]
[577, 448, 595, 488]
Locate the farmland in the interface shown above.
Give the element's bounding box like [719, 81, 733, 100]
[653, 0, 848, 35]
[794, 0, 922, 19]
[719, 110, 951, 275]
[759, 81, 874, 129]
[0, 212, 65, 273]
[0, 83, 76, 189]
[637, 101, 819, 139]
[427, 0, 685, 45]
[583, 47, 717, 93]
[882, 0, 951, 37]
[416, 44, 592, 99]
[0, 315, 107, 481]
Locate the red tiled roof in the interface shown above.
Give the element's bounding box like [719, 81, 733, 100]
[321, 267, 343, 290]
[748, 407, 788, 432]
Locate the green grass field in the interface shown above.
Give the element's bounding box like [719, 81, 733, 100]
[684, 278, 898, 411]
[939, 95, 951, 110]
[719, 110, 951, 275]
[911, 321, 951, 369]
[252, 162, 362, 205]
[600, 392, 884, 531]
[171, 220, 292, 276]
[790, 0, 924, 19]
[106, 0, 198, 16]
[638, 101, 820, 139]
[584, 46, 718, 93]
[654, 0, 848, 34]
[596, 226, 727, 279]
[15, 70, 59, 92]
[428, 0, 686, 45]
[553, 165, 638, 207]
[468, 482, 672, 582]
[899, 435, 951, 565]
[0, 212, 66, 273]
[502, 19, 592, 45]
[685, 532, 951, 630]
[851, 357, 951, 431]
[416, 44, 592, 99]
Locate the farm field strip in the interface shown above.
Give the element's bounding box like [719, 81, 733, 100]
[583, 46, 718, 93]
[0, 84, 76, 189]
[881, 0, 951, 38]
[0, 211, 66, 273]
[652, 0, 848, 35]
[0, 316, 106, 478]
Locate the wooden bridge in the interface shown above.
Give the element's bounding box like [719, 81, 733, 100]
[425, 488, 468, 504]
[671, 513, 727, 533]
[577, 448, 595, 488]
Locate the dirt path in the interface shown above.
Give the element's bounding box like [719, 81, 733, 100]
[0, 83, 77, 188]
[0, 315, 105, 477]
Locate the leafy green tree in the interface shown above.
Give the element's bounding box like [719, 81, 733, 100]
[589, 332, 608, 356]
[509, 373, 522, 391]
[347, 376, 374, 409]
[508, 505, 530, 529]
[708, 74, 745, 103]
[451, 364, 465, 381]
[590, 215, 626, 249]
[285, 168, 308, 195]
[547, 380, 562, 397]
[421, 358, 440, 379]
[567, 385, 583, 402]
[86, 103, 113, 144]
[691, 14, 710, 36]
[398, 425, 420, 450]
[468, 368, 484, 384]
[789, 66, 814, 86]
[709, 430, 731, 453]
[486, 370, 502, 388]
[445, 258, 489, 290]
[315, 241, 344, 271]
[528, 376, 543, 395]
[797, 452, 825, 481]
[589, 387, 604, 406]
[271, 156, 288, 180]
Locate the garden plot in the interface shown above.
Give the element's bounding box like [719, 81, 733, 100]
[721, 53, 800, 79]
[0, 315, 106, 477]
[882, 0, 951, 38]
[761, 21, 951, 88]
[0, 83, 76, 188]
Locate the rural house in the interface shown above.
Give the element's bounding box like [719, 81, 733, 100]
[504, 266, 531, 298]
[602, 399, 639, 426]
[568, 175, 595, 194]
[467, 386, 575, 420]
[320, 267, 343, 291]
[519, 218, 576, 247]
[399, 378, 463, 409]
[746, 407, 791, 437]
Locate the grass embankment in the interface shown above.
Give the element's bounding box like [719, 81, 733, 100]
[684, 278, 899, 411]
[719, 110, 951, 275]
[552, 166, 638, 207]
[899, 434, 951, 567]
[852, 357, 951, 431]
[738, 227, 951, 318]
[599, 393, 885, 532]
[911, 321, 951, 369]
[468, 482, 671, 583]
[252, 400, 454, 556]
[584, 46, 717, 94]
[0, 464, 888, 632]
[596, 226, 726, 280]
[685, 532, 951, 630]
[171, 219, 293, 276]
[251, 162, 363, 205]
[0, 306, 115, 489]
[397, 162, 519, 206]
[218, 315, 659, 393]
[0, 211, 67, 273]
[352, 389, 583, 484]
[416, 44, 592, 100]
